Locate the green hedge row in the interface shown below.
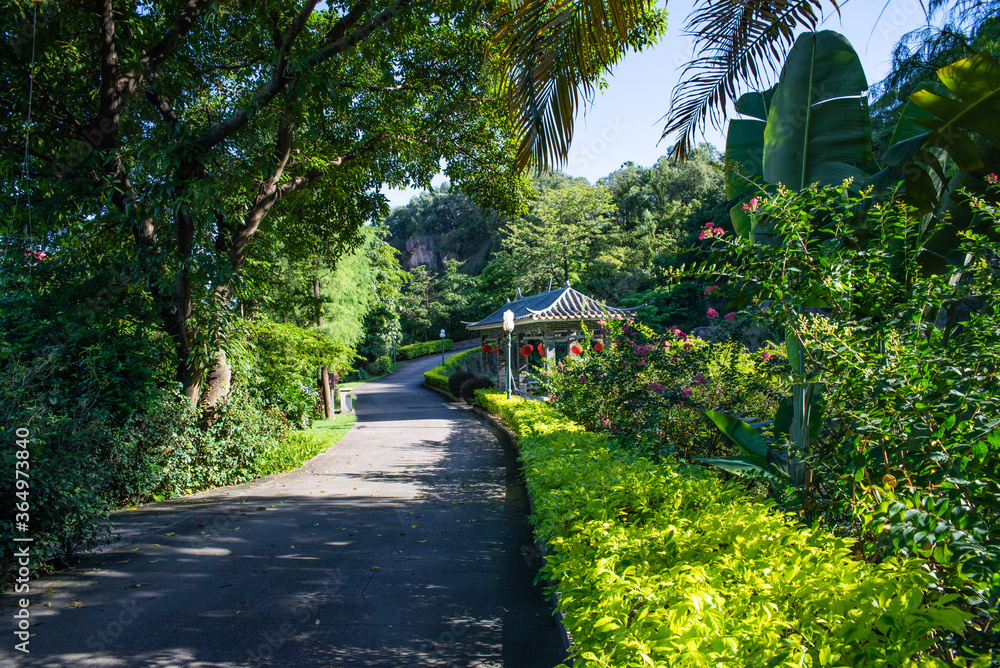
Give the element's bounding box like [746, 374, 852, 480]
[423, 349, 478, 393]
[475, 390, 973, 668]
[397, 338, 453, 360]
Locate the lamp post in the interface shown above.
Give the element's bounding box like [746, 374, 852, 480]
[502, 310, 514, 399]
[439, 328, 446, 368]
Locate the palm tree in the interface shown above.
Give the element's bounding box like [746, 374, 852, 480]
[491, 0, 999, 166]
[488, 0, 668, 170]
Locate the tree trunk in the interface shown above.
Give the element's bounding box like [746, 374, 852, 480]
[313, 273, 333, 419]
[199, 349, 233, 420]
[320, 366, 334, 419]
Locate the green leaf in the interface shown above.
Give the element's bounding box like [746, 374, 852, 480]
[763, 31, 873, 190]
[693, 455, 769, 476]
[705, 409, 770, 460]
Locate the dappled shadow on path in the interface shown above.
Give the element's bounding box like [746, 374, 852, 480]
[8, 356, 562, 668]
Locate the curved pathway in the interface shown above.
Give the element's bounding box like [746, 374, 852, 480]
[5, 353, 563, 667]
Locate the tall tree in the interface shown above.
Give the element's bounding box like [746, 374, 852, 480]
[1, 1, 522, 412]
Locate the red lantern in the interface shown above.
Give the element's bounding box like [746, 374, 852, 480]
[594, 341, 604, 352]
[537, 343, 545, 354]
[491, 345, 498, 353]
[519, 345, 533, 357]
[482, 344, 491, 353]
[571, 344, 583, 355]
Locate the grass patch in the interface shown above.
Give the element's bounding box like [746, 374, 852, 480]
[255, 413, 356, 475]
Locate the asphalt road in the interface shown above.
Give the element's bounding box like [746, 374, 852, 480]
[2, 352, 564, 668]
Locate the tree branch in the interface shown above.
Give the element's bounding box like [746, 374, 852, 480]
[200, 0, 409, 151]
[228, 132, 387, 271]
[139, 0, 215, 74]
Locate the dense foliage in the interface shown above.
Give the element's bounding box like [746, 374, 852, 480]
[390, 147, 733, 341]
[397, 338, 453, 361]
[476, 391, 973, 667]
[540, 318, 783, 462]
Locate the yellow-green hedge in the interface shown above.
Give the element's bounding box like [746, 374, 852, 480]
[475, 390, 972, 668]
[423, 349, 478, 393]
[398, 338, 453, 360]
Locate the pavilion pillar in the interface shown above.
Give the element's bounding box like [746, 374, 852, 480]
[480, 333, 486, 375]
[544, 326, 557, 372]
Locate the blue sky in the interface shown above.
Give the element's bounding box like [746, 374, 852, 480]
[383, 0, 934, 208]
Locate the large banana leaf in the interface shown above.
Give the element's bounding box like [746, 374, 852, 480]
[763, 31, 873, 190]
[726, 90, 772, 201]
[705, 409, 770, 460]
[877, 53, 1000, 275]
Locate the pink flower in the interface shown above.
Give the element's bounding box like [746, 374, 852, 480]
[741, 197, 760, 212]
[647, 383, 664, 392]
[550, 394, 557, 401]
[987, 173, 999, 185]
[681, 388, 693, 398]
[707, 308, 719, 319]
[724, 312, 736, 322]
[683, 343, 692, 350]
[672, 328, 684, 337]
[602, 418, 611, 426]
[692, 374, 707, 386]
[762, 351, 775, 362]
[704, 285, 720, 295]
[705, 221, 715, 227]
[698, 230, 708, 240]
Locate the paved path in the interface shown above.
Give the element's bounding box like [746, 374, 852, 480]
[4, 353, 563, 668]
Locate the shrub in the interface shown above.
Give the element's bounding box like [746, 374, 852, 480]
[541, 318, 783, 461]
[475, 391, 975, 667]
[239, 320, 349, 429]
[423, 349, 478, 392]
[365, 356, 392, 378]
[458, 376, 494, 404]
[448, 369, 475, 396]
[397, 338, 453, 360]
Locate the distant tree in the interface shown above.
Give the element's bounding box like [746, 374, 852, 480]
[399, 265, 435, 341]
[497, 181, 614, 292]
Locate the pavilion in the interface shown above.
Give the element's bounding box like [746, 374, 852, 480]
[464, 281, 641, 393]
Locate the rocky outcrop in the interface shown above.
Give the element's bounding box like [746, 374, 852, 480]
[406, 236, 439, 269]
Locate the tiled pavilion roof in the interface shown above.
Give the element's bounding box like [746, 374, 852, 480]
[464, 282, 641, 332]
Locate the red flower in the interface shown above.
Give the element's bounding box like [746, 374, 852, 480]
[571, 344, 583, 355]
[482, 344, 491, 353]
[593, 341, 604, 352]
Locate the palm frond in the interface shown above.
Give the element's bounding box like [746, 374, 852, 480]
[489, 0, 667, 171]
[662, 0, 838, 161]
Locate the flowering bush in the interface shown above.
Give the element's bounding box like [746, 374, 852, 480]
[697, 181, 1000, 652]
[541, 319, 784, 461]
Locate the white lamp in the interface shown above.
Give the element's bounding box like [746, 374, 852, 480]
[502, 310, 514, 398]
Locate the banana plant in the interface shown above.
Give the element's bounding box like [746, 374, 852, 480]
[722, 30, 869, 489]
[726, 30, 873, 245]
[876, 52, 1000, 276]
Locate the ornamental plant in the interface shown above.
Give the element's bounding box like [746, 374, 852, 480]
[696, 181, 1000, 654]
[541, 318, 783, 462]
